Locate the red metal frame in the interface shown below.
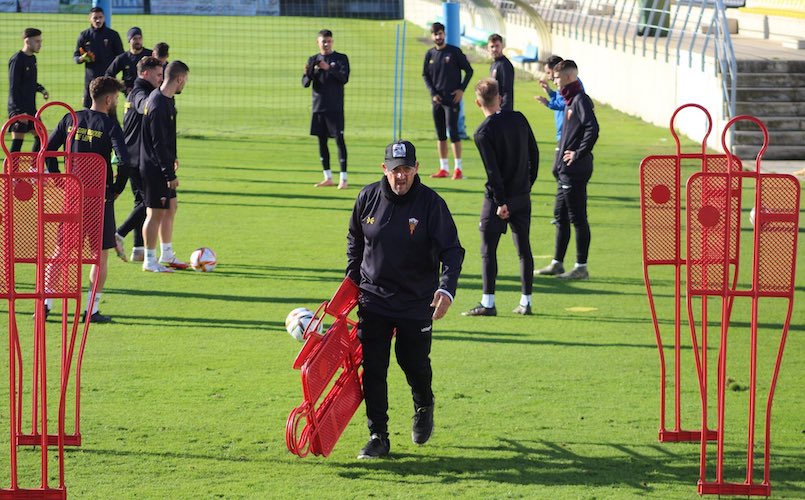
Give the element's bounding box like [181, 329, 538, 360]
[9, 103, 107, 449]
[639, 104, 741, 442]
[690, 116, 799, 497]
[1, 112, 85, 499]
[286, 277, 363, 457]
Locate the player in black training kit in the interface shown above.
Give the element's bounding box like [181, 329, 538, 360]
[487, 34, 514, 111]
[535, 60, 599, 281]
[140, 60, 190, 273]
[422, 22, 473, 180]
[7, 28, 49, 153]
[463, 78, 539, 317]
[115, 56, 164, 263]
[45, 76, 129, 323]
[74, 7, 124, 109]
[348, 140, 464, 459]
[303, 29, 350, 189]
[105, 26, 151, 96]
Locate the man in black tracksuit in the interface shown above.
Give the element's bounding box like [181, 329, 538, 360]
[463, 78, 538, 317]
[115, 56, 164, 262]
[487, 34, 515, 111]
[347, 140, 464, 459]
[105, 26, 151, 96]
[303, 29, 350, 189]
[74, 7, 124, 109]
[45, 76, 129, 323]
[535, 60, 599, 280]
[422, 22, 473, 179]
[140, 61, 190, 273]
[7, 28, 49, 152]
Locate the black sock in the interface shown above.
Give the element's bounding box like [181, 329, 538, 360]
[10, 138, 23, 152]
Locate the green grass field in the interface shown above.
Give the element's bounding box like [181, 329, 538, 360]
[1, 13, 803, 499]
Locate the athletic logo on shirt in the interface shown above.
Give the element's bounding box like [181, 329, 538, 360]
[408, 218, 419, 236]
[444, 55, 451, 63]
[365, 216, 375, 225]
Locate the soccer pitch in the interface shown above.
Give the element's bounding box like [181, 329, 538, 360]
[1, 13, 803, 498]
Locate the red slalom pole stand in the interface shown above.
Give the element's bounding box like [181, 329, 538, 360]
[688, 116, 800, 497]
[286, 277, 363, 457]
[639, 103, 741, 443]
[0, 112, 86, 498]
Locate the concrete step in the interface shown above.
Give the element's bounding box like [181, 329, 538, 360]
[734, 101, 805, 115]
[734, 115, 805, 131]
[736, 60, 805, 73]
[735, 87, 805, 101]
[733, 145, 805, 161]
[733, 130, 805, 145]
[730, 72, 805, 87]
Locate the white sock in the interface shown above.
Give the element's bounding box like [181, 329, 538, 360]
[481, 294, 495, 308]
[552, 259, 562, 266]
[439, 158, 449, 171]
[133, 246, 144, 252]
[145, 249, 157, 265]
[323, 169, 333, 180]
[340, 171, 347, 182]
[161, 242, 174, 260]
[454, 158, 463, 171]
[44, 298, 53, 310]
[85, 292, 101, 314]
[575, 263, 587, 269]
[520, 294, 532, 307]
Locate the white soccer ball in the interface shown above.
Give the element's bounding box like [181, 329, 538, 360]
[190, 247, 217, 272]
[749, 207, 756, 226]
[285, 307, 322, 342]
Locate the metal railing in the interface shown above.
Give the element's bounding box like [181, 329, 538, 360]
[481, 0, 738, 120]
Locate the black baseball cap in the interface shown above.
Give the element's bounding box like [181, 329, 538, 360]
[385, 140, 417, 169]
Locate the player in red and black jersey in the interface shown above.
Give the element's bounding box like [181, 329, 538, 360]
[74, 7, 124, 109]
[303, 29, 350, 189]
[140, 60, 189, 273]
[463, 78, 539, 317]
[7, 28, 49, 152]
[45, 76, 129, 323]
[422, 22, 473, 180]
[115, 56, 163, 263]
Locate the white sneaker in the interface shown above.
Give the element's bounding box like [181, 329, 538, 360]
[142, 262, 174, 273]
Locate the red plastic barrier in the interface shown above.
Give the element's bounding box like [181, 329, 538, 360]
[690, 116, 799, 497]
[639, 104, 740, 443]
[1, 110, 86, 498]
[286, 278, 363, 457]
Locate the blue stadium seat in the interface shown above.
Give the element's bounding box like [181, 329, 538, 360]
[511, 44, 539, 64]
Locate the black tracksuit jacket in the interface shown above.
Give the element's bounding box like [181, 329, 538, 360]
[347, 175, 464, 320]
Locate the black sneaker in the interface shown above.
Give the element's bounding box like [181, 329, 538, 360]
[412, 404, 434, 445]
[83, 311, 112, 323]
[357, 433, 390, 459]
[512, 304, 533, 315]
[462, 304, 497, 316]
